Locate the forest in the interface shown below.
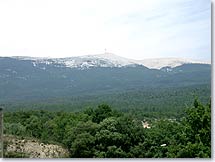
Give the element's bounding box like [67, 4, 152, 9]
[3, 84, 210, 114]
[3, 98, 211, 158]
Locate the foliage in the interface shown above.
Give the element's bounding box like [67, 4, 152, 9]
[3, 99, 211, 158]
[3, 152, 30, 158]
[3, 84, 210, 117]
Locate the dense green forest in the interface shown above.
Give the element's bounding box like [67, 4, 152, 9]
[3, 84, 210, 116]
[3, 98, 211, 158]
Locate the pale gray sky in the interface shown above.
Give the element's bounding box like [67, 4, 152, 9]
[0, 0, 211, 61]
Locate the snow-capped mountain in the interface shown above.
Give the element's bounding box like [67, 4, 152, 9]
[13, 53, 210, 70]
[0, 54, 211, 103]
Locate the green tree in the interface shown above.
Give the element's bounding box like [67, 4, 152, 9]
[92, 104, 114, 123]
[167, 99, 211, 158]
[180, 98, 211, 157]
[106, 146, 126, 158]
[70, 132, 96, 158]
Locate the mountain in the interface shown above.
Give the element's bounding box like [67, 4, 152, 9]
[12, 53, 210, 69]
[0, 54, 211, 105]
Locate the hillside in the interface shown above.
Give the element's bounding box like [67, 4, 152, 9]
[0, 55, 211, 105]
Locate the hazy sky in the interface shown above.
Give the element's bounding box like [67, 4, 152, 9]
[0, 0, 211, 60]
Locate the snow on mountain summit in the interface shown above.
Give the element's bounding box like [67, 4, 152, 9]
[56, 53, 137, 69]
[90, 53, 136, 66]
[139, 58, 210, 69]
[13, 54, 210, 70]
[13, 53, 137, 69]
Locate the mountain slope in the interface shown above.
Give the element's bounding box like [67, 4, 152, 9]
[0, 55, 211, 104]
[138, 58, 210, 69]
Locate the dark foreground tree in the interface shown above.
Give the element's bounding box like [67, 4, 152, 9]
[166, 98, 211, 158]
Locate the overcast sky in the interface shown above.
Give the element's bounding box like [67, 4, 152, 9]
[0, 0, 211, 60]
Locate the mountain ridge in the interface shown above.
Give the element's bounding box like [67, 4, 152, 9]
[9, 53, 210, 70]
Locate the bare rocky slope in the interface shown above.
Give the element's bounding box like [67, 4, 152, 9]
[3, 135, 69, 158]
